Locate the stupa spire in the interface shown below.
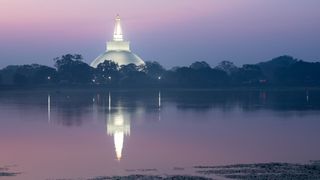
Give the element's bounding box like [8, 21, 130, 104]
[113, 14, 123, 41]
[91, 14, 145, 68]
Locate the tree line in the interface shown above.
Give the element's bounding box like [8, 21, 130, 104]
[0, 54, 320, 88]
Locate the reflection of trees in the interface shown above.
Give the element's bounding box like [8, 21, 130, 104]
[0, 92, 51, 117]
[1, 90, 320, 127]
[264, 90, 320, 111]
[48, 90, 320, 127]
[52, 92, 95, 126]
[93, 90, 162, 113]
[169, 90, 254, 112]
[167, 90, 320, 112]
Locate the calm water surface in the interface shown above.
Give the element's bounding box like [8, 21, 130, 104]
[1, 89, 320, 179]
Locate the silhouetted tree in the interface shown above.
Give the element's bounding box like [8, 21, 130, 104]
[215, 61, 238, 75]
[258, 55, 297, 82]
[32, 65, 57, 84]
[120, 63, 140, 74]
[0, 64, 57, 85]
[190, 61, 211, 70]
[13, 73, 28, 85]
[94, 60, 120, 84]
[54, 54, 93, 84]
[274, 61, 320, 85]
[142, 61, 166, 79]
[119, 63, 150, 87]
[232, 64, 265, 85]
[54, 54, 83, 69]
[164, 65, 229, 87]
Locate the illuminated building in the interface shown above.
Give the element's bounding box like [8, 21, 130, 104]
[91, 15, 145, 68]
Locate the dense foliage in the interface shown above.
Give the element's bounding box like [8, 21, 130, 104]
[0, 54, 319, 88]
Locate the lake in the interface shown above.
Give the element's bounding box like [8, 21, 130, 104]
[1, 89, 320, 179]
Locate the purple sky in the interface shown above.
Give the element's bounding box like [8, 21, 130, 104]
[0, 0, 320, 68]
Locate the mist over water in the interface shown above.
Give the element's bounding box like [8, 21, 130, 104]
[1, 89, 320, 179]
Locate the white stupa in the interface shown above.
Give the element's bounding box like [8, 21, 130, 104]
[91, 15, 145, 68]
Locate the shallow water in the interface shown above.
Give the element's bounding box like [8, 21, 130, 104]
[1, 89, 320, 179]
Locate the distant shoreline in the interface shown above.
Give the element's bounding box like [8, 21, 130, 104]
[1, 55, 320, 90]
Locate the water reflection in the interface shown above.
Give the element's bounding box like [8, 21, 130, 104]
[9, 90, 320, 162]
[108, 92, 111, 111]
[158, 91, 161, 109]
[48, 94, 51, 123]
[106, 92, 131, 160]
[158, 91, 161, 121]
[104, 91, 162, 160]
[41, 89, 320, 127]
[3, 89, 320, 115]
[107, 112, 130, 160]
[1, 90, 320, 179]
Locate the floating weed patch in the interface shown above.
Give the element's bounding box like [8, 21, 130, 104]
[195, 161, 320, 180]
[89, 175, 212, 180]
[0, 165, 20, 177]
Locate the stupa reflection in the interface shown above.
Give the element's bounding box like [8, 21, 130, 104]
[106, 92, 130, 161]
[107, 112, 130, 160]
[92, 91, 163, 160]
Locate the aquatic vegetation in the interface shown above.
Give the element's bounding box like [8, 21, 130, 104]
[0, 166, 20, 177]
[89, 175, 211, 180]
[195, 161, 320, 180]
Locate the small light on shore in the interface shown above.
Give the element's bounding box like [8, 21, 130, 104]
[108, 76, 112, 80]
[47, 76, 51, 80]
[158, 76, 162, 80]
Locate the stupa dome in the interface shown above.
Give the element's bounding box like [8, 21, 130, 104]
[91, 15, 145, 68]
[91, 50, 144, 68]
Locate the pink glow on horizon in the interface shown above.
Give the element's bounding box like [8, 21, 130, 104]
[0, 0, 245, 47]
[0, 0, 320, 67]
[0, 1, 219, 30]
